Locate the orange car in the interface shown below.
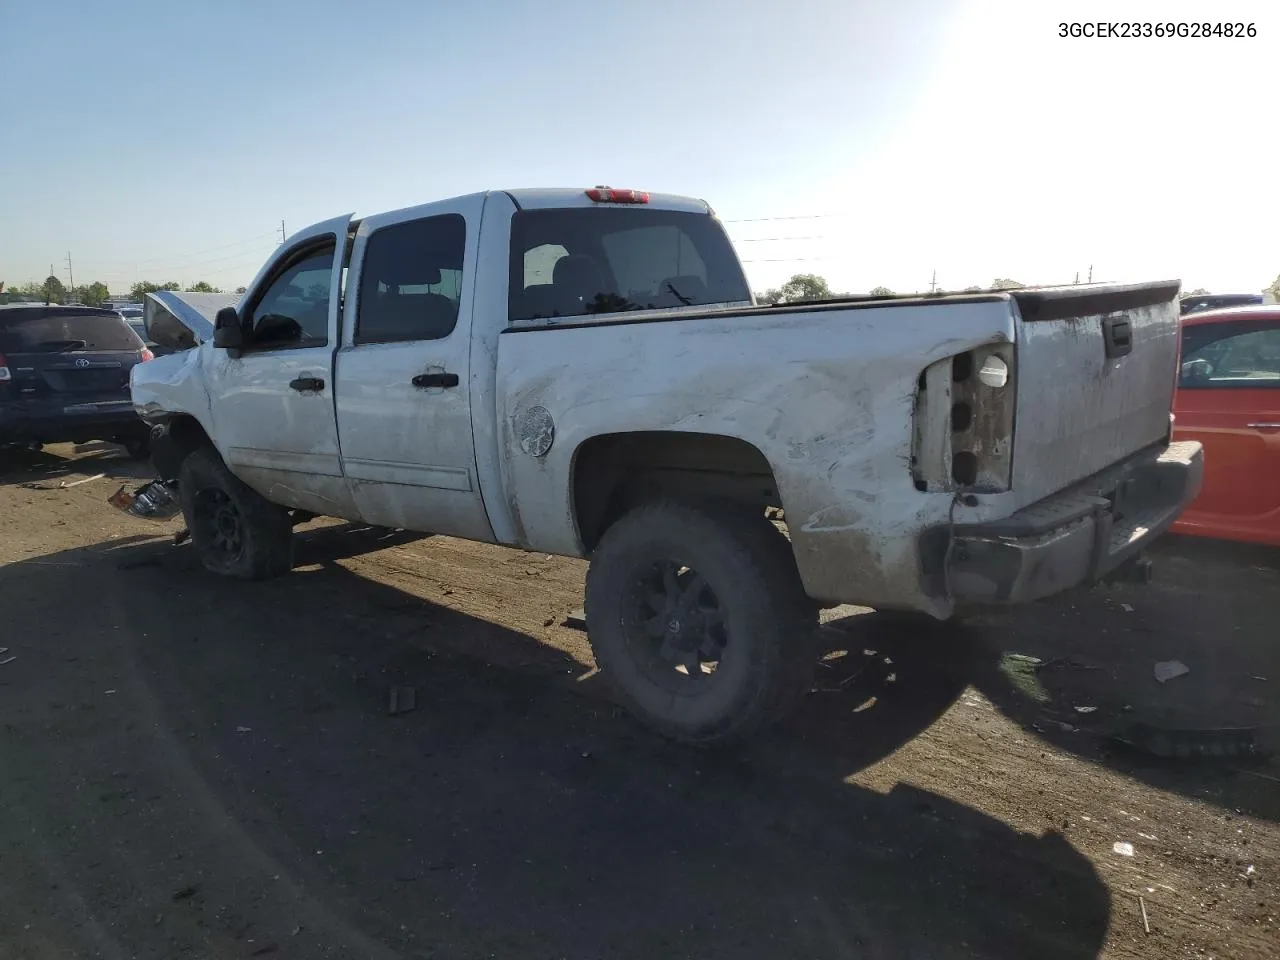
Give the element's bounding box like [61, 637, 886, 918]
[1172, 304, 1280, 545]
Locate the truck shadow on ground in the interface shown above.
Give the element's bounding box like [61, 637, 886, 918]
[0, 525, 1112, 960]
[935, 534, 1280, 825]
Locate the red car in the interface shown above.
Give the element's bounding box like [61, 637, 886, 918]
[1172, 304, 1280, 545]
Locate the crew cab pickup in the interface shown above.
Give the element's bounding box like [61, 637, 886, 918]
[126, 187, 1203, 743]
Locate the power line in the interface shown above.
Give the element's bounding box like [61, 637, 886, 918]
[73, 230, 281, 268]
[730, 235, 824, 243]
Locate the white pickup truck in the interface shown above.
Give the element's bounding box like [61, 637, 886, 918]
[126, 186, 1203, 743]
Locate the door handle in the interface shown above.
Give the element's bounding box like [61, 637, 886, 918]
[289, 376, 325, 392]
[412, 372, 460, 389]
[1247, 422, 1280, 430]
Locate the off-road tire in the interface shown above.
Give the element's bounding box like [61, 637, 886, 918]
[585, 499, 819, 744]
[178, 446, 294, 580]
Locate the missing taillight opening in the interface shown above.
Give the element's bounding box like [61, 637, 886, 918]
[952, 352, 973, 383]
[951, 402, 973, 432]
[952, 451, 979, 486]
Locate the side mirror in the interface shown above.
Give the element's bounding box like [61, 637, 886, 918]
[213, 307, 245, 351]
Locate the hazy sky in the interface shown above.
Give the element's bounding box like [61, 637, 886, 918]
[1, 0, 1274, 296]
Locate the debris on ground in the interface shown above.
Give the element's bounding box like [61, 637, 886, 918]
[1120, 603, 1134, 613]
[1110, 721, 1273, 761]
[564, 608, 587, 631]
[1113, 841, 1135, 857]
[1154, 660, 1190, 683]
[1139, 895, 1151, 934]
[388, 686, 417, 716]
[0, 656, 15, 666]
[1075, 706, 1098, 714]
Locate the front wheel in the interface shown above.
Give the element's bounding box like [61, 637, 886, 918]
[178, 447, 294, 579]
[584, 500, 819, 745]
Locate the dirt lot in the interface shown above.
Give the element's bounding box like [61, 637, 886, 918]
[0, 443, 1276, 960]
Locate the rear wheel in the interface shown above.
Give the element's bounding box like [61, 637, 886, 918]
[584, 499, 818, 744]
[178, 447, 294, 579]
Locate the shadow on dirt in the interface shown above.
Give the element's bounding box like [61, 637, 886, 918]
[940, 535, 1280, 823]
[0, 525, 1111, 960]
[0, 442, 154, 488]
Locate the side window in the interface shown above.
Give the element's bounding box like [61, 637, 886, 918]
[356, 214, 466, 344]
[247, 245, 335, 349]
[1180, 323, 1280, 388]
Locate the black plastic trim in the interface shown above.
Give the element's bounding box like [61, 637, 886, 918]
[1012, 281, 1181, 323]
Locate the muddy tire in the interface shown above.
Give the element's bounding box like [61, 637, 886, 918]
[178, 446, 294, 580]
[584, 499, 819, 745]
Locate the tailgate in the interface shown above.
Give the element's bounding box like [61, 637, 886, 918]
[1010, 281, 1181, 496]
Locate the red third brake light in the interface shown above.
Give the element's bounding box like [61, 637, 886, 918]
[586, 186, 649, 204]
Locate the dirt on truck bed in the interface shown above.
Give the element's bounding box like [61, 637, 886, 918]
[0, 444, 1277, 960]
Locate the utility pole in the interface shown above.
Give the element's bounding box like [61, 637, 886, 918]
[65, 251, 75, 291]
[929, 269, 937, 294]
[1074, 271, 1079, 284]
[280, 219, 286, 243]
[1087, 264, 1093, 283]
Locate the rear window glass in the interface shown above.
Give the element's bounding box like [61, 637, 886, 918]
[508, 208, 750, 322]
[0, 308, 143, 353]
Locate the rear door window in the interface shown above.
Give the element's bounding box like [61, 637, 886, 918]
[508, 208, 750, 322]
[0, 309, 142, 353]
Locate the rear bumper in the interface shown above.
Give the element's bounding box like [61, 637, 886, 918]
[945, 440, 1204, 605]
[0, 399, 146, 443]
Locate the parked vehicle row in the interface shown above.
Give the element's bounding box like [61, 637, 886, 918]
[0, 303, 154, 457]
[1172, 304, 1280, 545]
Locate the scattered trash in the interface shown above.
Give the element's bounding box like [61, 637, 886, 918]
[1113, 841, 1135, 857]
[1139, 895, 1151, 934]
[108, 480, 182, 521]
[104, 689, 117, 695]
[1153, 660, 1190, 683]
[1121, 603, 1134, 613]
[0, 647, 8, 655]
[1252, 676, 1269, 682]
[1111, 722, 1272, 761]
[235, 726, 252, 734]
[388, 686, 417, 716]
[1004, 653, 1042, 665]
[564, 608, 587, 631]
[59, 473, 106, 489]
[0, 656, 15, 666]
[1075, 706, 1098, 714]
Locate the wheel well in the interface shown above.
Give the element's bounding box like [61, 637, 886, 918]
[572, 432, 781, 551]
[153, 414, 213, 480]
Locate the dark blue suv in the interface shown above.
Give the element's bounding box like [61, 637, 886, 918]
[0, 303, 154, 458]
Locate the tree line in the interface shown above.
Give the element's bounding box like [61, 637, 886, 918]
[756, 273, 1280, 304]
[755, 273, 1029, 303]
[0, 277, 249, 307]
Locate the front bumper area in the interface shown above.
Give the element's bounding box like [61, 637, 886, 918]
[944, 440, 1204, 605]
